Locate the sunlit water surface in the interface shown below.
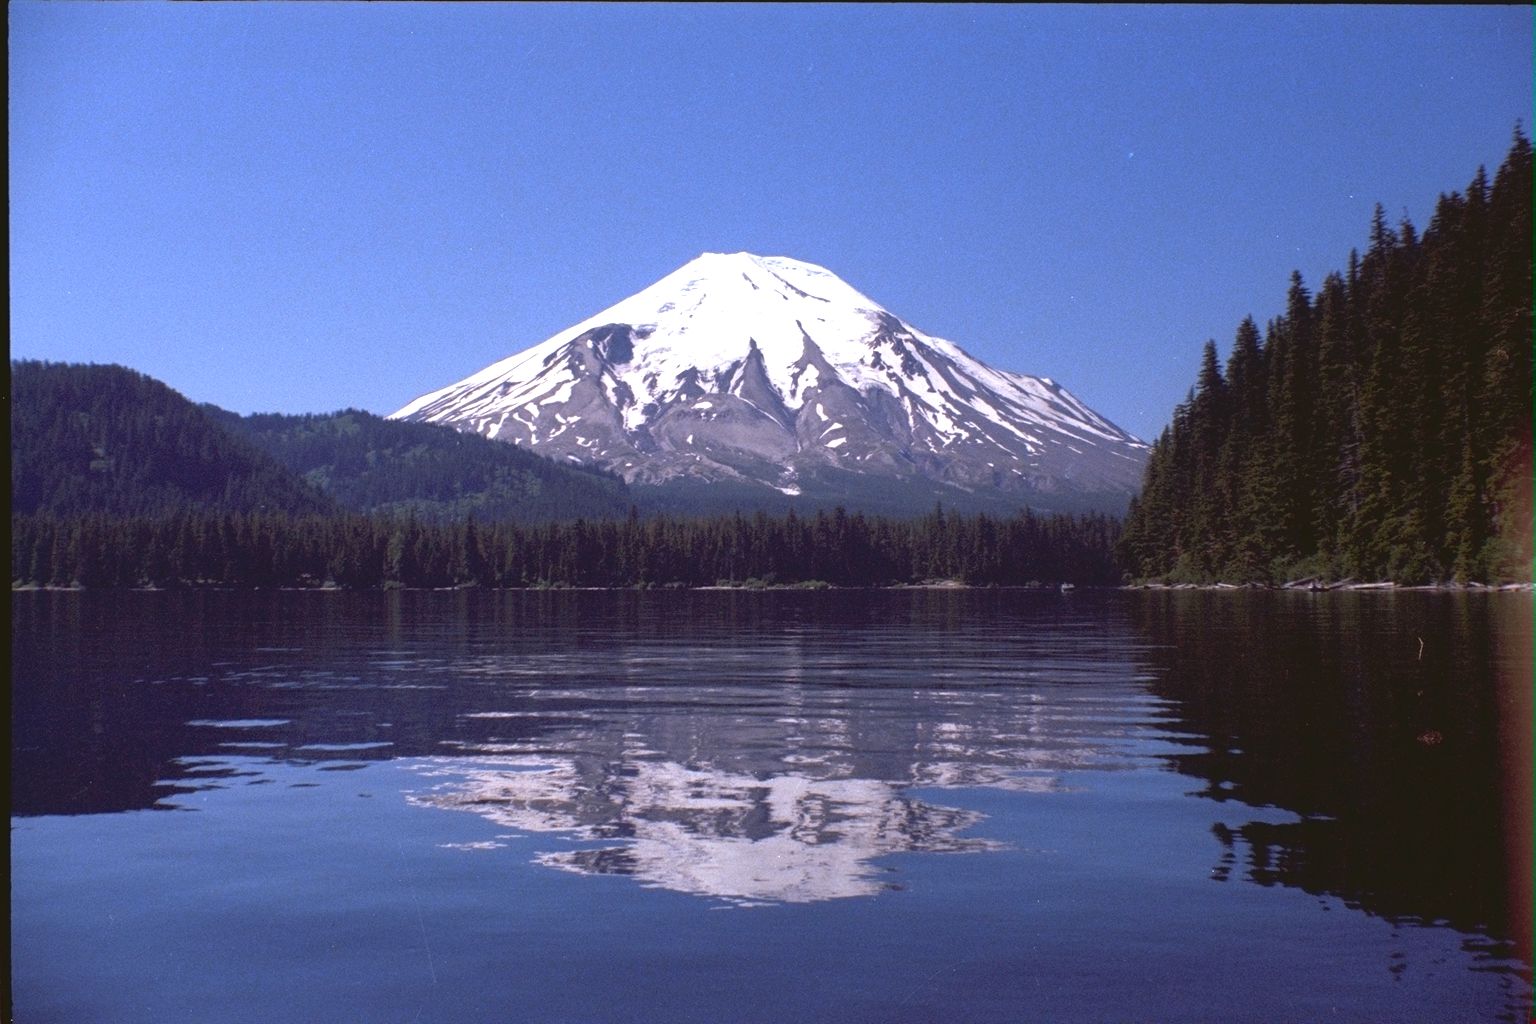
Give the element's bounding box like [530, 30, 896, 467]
[11, 589, 1532, 1022]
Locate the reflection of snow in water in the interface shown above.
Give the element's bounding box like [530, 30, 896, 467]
[404, 664, 1164, 904]
[408, 757, 1002, 905]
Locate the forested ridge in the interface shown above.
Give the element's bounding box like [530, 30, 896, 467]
[1120, 129, 1533, 584]
[11, 361, 335, 518]
[11, 506, 1122, 589]
[10, 360, 633, 523]
[209, 406, 629, 522]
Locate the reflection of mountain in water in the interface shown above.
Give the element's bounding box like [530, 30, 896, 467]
[410, 758, 1002, 904]
[403, 658, 1146, 904]
[15, 590, 1166, 905]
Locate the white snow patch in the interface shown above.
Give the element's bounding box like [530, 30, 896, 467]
[792, 364, 822, 399]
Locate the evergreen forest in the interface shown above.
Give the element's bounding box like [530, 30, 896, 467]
[1120, 129, 1533, 584]
[11, 506, 1122, 589]
[11, 361, 632, 523]
[11, 361, 334, 518]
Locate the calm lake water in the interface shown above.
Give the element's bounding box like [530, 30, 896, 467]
[11, 589, 1533, 1023]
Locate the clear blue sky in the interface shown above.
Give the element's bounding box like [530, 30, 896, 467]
[11, 4, 1532, 442]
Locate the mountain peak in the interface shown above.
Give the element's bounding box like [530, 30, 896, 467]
[690, 250, 791, 267]
[392, 254, 1147, 513]
[693, 249, 767, 263]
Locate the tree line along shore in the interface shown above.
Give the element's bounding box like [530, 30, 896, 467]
[10, 506, 1123, 591]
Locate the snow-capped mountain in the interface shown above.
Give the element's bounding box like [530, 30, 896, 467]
[392, 253, 1147, 511]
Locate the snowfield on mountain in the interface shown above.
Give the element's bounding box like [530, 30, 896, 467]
[392, 253, 1148, 512]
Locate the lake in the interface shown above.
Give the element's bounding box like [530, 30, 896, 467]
[11, 589, 1532, 1023]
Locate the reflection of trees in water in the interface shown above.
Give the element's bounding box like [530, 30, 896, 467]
[14, 588, 1149, 817]
[1129, 591, 1532, 969]
[16, 587, 1162, 911]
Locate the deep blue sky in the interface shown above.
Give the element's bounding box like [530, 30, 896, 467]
[11, 4, 1532, 442]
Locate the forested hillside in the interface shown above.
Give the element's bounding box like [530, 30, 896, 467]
[9, 361, 631, 525]
[212, 408, 630, 522]
[11, 362, 335, 517]
[1120, 129, 1532, 584]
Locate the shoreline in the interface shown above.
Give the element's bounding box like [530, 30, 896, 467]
[1126, 580, 1535, 593]
[12, 580, 1533, 594]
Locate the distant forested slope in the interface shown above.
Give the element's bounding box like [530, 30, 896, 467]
[1120, 129, 1532, 584]
[211, 408, 630, 522]
[11, 361, 335, 517]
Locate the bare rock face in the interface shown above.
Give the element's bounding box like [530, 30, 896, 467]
[392, 253, 1148, 511]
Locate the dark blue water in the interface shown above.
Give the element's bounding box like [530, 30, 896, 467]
[11, 589, 1532, 1022]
